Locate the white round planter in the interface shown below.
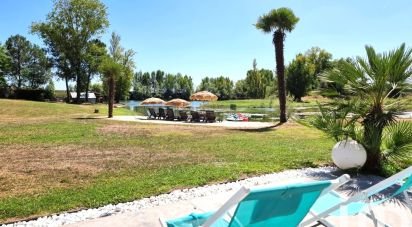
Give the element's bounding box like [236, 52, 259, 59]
[332, 140, 367, 170]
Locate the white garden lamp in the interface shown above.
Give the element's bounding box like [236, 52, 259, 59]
[332, 140, 367, 170]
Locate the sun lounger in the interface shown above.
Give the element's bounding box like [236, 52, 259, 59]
[178, 110, 189, 121]
[205, 110, 216, 123]
[161, 175, 350, 227]
[148, 108, 157, 119]
[158, 108, 166, 119]
[301, 166, 412, 227]
[190, 111, 201, 122]
[166, 108, 176, 121]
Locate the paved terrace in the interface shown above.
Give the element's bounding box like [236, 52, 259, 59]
[109, 116, 277, 130]
[67, 171, 412, 227]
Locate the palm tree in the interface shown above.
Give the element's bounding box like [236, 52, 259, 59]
[256, 8, 299, 123]
[100, 57, 122, 118]
[314, 44, 412, 174]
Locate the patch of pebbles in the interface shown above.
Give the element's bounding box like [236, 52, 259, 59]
[3, 167, 339, 227]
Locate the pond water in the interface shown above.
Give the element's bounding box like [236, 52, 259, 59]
[122, 100, 280, 122]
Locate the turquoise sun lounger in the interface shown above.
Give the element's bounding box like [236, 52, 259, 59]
[301, 166, 412, 227]
[161, 175, 350, 227]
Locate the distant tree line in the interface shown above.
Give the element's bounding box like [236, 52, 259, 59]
[128, 59, 276, 101]
[196, 59, 276, 100]
[131, 70, 194, 100]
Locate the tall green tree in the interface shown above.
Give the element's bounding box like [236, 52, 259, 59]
[32, 0, 109, 103]
[256, 8, 299, 123]
[4, 35, 51, 89]
[0, 44, 11, 87]
[4, 35, 32, 88]
[314, 44, 412, 174]
[45, 79, 56, 99]
[286, 54, 311, 101]
[245, 59, 263, 98]
[244, 59, 275, 99]
[259, 69, 275, 98]
[155, 70, 165, 92]
[198, 77, 212, 92]
[84, 39, 107, 101]
[304, 47, 333, 89]
[26, 44, 52, 89]
[234, 79, 248, 99]
[108, 32, 136, 102]
[163, 73, 176, 99]
[100, 57, 122, 118]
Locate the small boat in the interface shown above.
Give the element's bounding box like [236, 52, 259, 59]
[226, 113, 249, 121]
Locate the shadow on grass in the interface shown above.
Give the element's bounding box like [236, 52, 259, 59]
[226, 121, 280, 132]
[72, 115, 107, 120]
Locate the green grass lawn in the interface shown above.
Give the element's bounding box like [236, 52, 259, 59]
[0, 99, 334, 222]
[0, 99, 136, 121]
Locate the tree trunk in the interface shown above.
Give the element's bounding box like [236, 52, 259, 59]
[17, 77, 22, 89]
[273, 31, 287, 123]
[75, 67, 81, 104]
[361, 107, 385, 173]
[116, 79, 120, 103]
[85, 72, 91, 102]
[108, 75, 115, 118]
[362, 150, 381, 174]
[17, 53, 22, 88]
[65, 75, 70, 103]
[75, 58, 83, 104]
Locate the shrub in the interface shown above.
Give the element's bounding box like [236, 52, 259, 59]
[13, 89, 48, 101]
[230, 104, 236, 111]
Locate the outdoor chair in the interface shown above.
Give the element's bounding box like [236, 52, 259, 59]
[161, 175, 350, 227]
[166, 108, 176, 121]
[158, 108, 166, 119]
[190, 111, 201, 122]
[148, 108, 157, 119]
[178, 110, 189, 121]
[205, 110, 216, 123]
[301, 166, 412, 227]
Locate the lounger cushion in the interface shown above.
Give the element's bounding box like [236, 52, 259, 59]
[310, 191, 368, 216]
[229, 181, 331, 226]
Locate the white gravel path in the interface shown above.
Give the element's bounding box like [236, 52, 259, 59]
[1, 167, 346, 227]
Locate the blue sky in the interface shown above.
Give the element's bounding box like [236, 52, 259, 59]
[1, 0, 411, 89]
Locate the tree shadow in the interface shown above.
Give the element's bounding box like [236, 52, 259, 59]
[305, 169, 412, 209]
[72, 116, 107, 120]
[226, 124, 278, 132]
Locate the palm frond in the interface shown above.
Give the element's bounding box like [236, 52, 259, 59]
[255, 15, 272, 33]
[255, 8, 299, 34]
[381, 121, 412, 164]
[311, 101, 357, 142]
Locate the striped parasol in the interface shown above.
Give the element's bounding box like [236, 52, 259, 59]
[140, 97, 166, 105]
[165, 98, 190, 108]
[190, 91, 218, 101]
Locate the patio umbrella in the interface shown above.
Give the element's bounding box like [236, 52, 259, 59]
[140, 97, 165, 105]
[190, 91, 218, 101]
[165, 98, 190, 108]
